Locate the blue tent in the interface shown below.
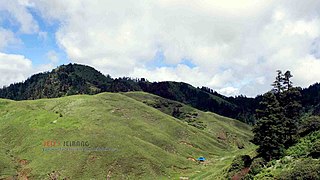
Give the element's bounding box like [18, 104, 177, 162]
[197, 157, 206, 161]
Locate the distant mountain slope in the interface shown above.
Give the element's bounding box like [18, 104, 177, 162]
[0, 92, 254, 179]
[0, 63, 319, 124]
[138, 82, 240, 119]
[0, 63, 255, 123]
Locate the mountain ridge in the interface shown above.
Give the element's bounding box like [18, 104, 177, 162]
[0, 63, 319, 124]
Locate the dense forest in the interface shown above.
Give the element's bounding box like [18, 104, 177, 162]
[0, 63, 319, 125]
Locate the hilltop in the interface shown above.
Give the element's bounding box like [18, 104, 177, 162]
[0, 64, 113, 100]
[0, 92, 254, 179]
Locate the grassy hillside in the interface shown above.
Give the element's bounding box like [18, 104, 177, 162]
[124, 92, 252, 145]
[0, 92, 254, 179]
[138, 81, 257, 124]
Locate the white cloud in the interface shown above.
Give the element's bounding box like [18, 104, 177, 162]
[218, 87, 240, 97]
[283, 19, 320, 38]
[2, 0, 320, 96]
[0, 52, 57, 87]
[0, 1, 56, 88]
[130, 64, 209, 88]
[0, 0, 39, 34]
[294, 55, 320, 87]
[0, 28, 20, 50]
[46, 50, 59, 64]
[38, 31, 48, 41]
[0, 52, 32, 87]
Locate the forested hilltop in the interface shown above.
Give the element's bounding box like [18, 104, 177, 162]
[0, 63, 319, 124]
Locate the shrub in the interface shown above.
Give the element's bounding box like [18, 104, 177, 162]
[248, 157, 266, 176]
[309, 140, 320, 158]
[299, 116, 320, 137]
[286, 130, 320, 158]
[227, 155, 252, 179]
[278, 159, 320, 180]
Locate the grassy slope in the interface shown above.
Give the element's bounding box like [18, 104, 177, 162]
[124, 92, 256, 179]
[124, 92, 252, 143]
[0, 92, 254, 179]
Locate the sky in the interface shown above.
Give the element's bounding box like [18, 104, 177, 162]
[0, 0, 320, 97]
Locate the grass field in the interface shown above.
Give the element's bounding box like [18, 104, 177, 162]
[0, 92, 254, 179]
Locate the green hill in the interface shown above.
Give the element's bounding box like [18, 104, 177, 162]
[0, 92, 254, 179]
[0, 63, 257, 124]
[124, 92, 252, 141]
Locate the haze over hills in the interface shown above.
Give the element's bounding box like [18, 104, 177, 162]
[0, 63, 319, 124]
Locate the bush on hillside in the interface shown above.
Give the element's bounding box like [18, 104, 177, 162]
[299, 116, 320, 137]
[227, 155, 252, 179]
[286, 130, 320, 158]
[248, 157, 266, 176]
[309, 140, 320, 158]
[278, 159, 320, 180]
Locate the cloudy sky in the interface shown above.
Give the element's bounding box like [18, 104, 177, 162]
[1, 0, 320, 96]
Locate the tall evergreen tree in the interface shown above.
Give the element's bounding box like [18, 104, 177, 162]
[283, 70, 293, 90]
[253, 92, 285, 161]
[253, 70, 302, 160]
[272, 70, 284, 94]
[279, 71, 302, 147]
[280, 88, 302, 147]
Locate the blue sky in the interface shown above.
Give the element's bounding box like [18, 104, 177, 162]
[1, 1, 320, 96]
[2, 8, 67, 66]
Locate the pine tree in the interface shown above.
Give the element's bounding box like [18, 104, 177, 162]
[279, 87, 302, 147]
[272, 70, 284, 94]
[283, 70, 293, 90]
[253, 91, 285, 161]
[253, 70, 302, 160]
[277, 71, 302, 147]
